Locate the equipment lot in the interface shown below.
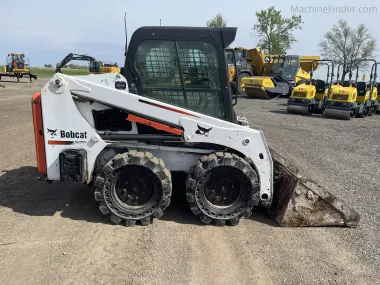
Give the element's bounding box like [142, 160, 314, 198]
[0, 79, 379, 285]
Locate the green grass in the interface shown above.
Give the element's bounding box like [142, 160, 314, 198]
[31, 67, 89, 78]
[0, 65, 89, 78]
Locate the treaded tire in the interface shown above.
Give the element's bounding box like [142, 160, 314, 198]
[186, 152, 260, 226]
[93, 150, 172, 226]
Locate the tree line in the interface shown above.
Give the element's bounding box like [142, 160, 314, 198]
[206, 8, 376, 80]
[43, 63, 88, 69]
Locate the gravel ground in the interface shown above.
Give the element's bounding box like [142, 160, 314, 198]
[0, 79, 379, 285]
[236, 95, 380, 271]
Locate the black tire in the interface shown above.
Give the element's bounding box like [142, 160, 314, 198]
[363, 105, 369, 117]
[356, 104, 365, 118]
[368, 105, 373, 116]
[238, 72, 250, 95]
[93, 150, 172, 226]
[376, 105, 380, 114]
[186, 152, 260, 226]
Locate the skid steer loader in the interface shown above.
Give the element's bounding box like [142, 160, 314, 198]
[324, 59, 377, 120]
[31, 26, 359, 227]
[287, 59, 334, 115]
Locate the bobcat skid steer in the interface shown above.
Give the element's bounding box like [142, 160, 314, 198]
[32, 26, 360, 227]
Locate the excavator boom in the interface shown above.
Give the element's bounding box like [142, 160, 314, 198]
[55, 53, 98, 73]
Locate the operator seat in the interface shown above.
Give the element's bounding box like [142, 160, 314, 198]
[315, 80, 326, 93]
[295, 79, 307, 86]
[356, 81, 367, 96]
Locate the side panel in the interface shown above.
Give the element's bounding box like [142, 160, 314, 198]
[31, 92, 47, 174]
[40, 79, 108, 181]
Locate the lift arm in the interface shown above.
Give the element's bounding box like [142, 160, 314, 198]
[41, 73, 274, 205]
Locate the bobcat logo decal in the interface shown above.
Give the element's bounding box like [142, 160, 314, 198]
[47, 128, 57, 136]
[195, 124, 212, 135]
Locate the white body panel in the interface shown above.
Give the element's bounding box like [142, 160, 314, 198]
[40, 73, 274, 202]
[112, 143, 215, 172]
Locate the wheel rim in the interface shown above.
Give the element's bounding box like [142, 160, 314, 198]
[109, 165, 162, 213]
[204, 168, 242, 207]
[115, 168, 155, 206]
[199, 166, 252, 214]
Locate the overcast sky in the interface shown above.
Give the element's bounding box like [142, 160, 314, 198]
[0, 0, 378, 78]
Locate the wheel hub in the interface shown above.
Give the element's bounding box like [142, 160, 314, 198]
[204, 168, 242, 207]
[114, 166, 156, 207]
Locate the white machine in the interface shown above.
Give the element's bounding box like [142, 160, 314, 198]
[32, 26, 359, 227]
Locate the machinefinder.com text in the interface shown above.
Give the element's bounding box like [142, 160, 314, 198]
[291, 5, 377, 14]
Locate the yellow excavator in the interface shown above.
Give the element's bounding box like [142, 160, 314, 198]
[240, 54, 320, 99]
[56, 53, 120, 74]
[323, 59, 378, 120]
[287, 59, 334, 115]
[90, 61, 120, 74]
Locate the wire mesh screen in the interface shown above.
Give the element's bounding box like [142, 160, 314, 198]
[134, 40, 225, 119]
[135, 41, 182, 88]
[177, 41, 220, 90]
[144, 90, 225, 119]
